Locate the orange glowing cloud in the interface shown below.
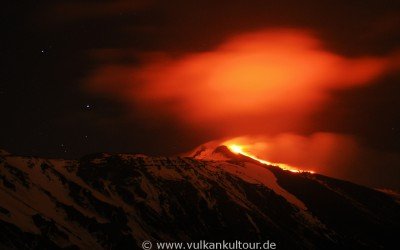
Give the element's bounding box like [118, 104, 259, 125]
[85, 29, 397, 135]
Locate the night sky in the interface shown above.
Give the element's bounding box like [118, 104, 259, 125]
[2, 1, 400, 190]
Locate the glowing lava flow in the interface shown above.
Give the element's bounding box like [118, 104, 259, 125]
[226, 144, 315, 174]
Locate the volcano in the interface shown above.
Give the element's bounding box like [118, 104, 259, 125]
[0, 145, 399, 249]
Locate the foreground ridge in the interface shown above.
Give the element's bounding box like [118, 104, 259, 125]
[0, 149, 399, 249]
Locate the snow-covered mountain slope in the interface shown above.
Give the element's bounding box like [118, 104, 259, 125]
[1, 146, 399, 249]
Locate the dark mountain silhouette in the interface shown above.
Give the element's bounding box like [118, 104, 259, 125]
[0, 145, 399, 249]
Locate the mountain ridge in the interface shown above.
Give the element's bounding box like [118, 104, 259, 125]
[0, 146, 399, 249]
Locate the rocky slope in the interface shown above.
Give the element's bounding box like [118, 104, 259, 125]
[0, 146, 399, 249]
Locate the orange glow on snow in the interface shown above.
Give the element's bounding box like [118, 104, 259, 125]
[224, 142, 315, 174]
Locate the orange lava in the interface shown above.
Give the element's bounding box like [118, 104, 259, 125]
[225, 143, 315, 174]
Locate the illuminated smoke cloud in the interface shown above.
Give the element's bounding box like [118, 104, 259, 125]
[85, 29, 400, 185]
[86, 29, 395, 135]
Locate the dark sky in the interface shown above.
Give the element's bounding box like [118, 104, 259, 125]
[2, 0, 400, 189]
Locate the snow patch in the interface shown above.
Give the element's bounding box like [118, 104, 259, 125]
[211, 162, 307, 210]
